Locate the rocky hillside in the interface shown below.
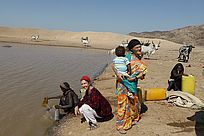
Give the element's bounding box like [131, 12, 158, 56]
[129, 24, 204, 47]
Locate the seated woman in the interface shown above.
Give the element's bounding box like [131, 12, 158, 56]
[47, 82, 80, 119]
[74, 75, 113, 130]
[167, 63, 186, 91]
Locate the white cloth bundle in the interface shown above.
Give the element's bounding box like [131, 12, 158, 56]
[167, 91, 204, 110]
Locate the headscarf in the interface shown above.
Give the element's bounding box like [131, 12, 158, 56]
[60, 82, 70, 90]
[127, 39, 142, 51]
[170, 63, 184, 79]
[80, 75, 91, 83]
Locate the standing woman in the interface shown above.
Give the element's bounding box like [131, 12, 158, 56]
[74, 75, 113, 130]
[112, 39, 147, 134]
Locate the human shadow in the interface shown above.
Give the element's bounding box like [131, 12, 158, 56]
[96, 114, 114, 122]
[140, 102, 148, 114]
[187, 111, 204, 136]
[144, 58, 158, 60]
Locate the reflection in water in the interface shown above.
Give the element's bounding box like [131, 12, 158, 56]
[0, 43, 113, 136]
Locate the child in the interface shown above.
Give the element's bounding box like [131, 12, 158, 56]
[113, 46, 146, 99]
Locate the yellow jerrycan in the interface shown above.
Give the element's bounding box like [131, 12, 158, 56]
[145, 88, 166, 101]
[182, 75, 195, 95]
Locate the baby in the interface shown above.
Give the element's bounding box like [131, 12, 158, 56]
[113, 46, 147, 99]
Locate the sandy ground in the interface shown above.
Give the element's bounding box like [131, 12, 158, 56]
[1, 27, 204, 136]
[52, 41, 204, 136]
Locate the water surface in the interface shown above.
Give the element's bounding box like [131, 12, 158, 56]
[0, 42, 112, 136]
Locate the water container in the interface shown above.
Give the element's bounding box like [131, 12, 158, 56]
[182, 75, 195, 95]
[54, 109, 60, 121]
[145, 88, 166, 101]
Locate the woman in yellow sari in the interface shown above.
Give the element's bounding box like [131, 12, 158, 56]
[112, 39, 147, 134]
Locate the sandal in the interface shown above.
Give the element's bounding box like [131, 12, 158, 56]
[89, 122, 99, 130]
[118, 129, 127, 134]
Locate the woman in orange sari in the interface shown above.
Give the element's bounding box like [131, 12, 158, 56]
[112, 39, 147, 134]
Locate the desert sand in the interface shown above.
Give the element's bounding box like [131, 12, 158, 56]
[53, 41, 204, 136]
[1, 27, 204, 136]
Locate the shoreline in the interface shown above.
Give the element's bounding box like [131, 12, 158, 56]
[49, 41, 204, 136]
[46, 63, 112, 136]
[0, 40, 111, 51]
[1, 28, 204, 135]
[48, 64, 117, 136]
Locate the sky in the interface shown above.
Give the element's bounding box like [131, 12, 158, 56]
[0, 0, 204, 34]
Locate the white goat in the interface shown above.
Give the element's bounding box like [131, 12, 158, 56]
[81, 37, 89, 47]
[109, 40, 128, 54]
[31, 35, 39, 41]
[141, 41, 160, 59]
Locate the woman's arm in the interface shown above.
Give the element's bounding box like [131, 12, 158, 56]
[48, 95, 62, 100]
[111, 63, 123, 80]
[127, 63, 131, 75]
[87, 88, 100, 110]
[172, 70, 183, 78]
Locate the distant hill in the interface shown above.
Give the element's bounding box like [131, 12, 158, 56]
[129, 24, 204, 46]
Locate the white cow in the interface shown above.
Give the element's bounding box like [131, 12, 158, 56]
[31, 35, 39, 41]
[141, 41, 160, 59]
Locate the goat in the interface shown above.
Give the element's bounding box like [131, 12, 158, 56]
[178, 44, 195, 62]
[108, 40, 128, 54]
[31, 35, 39, 41]
[141, 41, 160, 59]
[81, 37, 89, 47]
[141, 40, 151, 46]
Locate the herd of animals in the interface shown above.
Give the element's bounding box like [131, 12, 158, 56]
[30, 35, 195, 63]
[109, 40, 195, 63]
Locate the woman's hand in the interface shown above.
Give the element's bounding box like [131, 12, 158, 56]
[74, 106, 80, 116]
[111, 64, 123, 80]
[55, 105, 62, 109]
[117, 73, 123, 80]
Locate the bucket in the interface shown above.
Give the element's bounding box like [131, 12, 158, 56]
[182, 75, 195, 95]
[145, 88, 166, 101]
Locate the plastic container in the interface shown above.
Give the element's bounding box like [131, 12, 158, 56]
[54, 109, 60, 121]
[182, 75, 195, 95]
[145, 88, 166, 101]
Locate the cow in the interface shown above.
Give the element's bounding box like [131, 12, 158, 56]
[178, 44, 195, 62]
[141, 41, 160, 59]
[81, 37, 89, 47]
